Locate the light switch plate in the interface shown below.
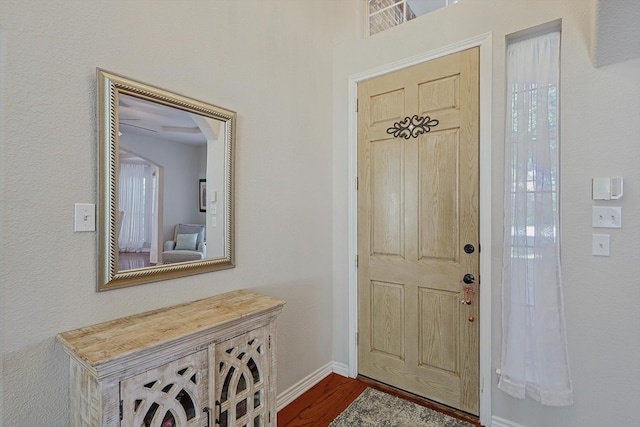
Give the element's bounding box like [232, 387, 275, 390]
[592, 206, 622, 228]
[592, 234, 610, 256]
[74, 203, 96, 232]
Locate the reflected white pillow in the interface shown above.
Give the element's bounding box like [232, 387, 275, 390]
[175, 233, 198, 250]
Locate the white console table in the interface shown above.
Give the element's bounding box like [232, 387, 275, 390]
[57, 290, 285, 427]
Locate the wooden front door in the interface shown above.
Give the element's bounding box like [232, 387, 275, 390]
[357, 48, 480, 415]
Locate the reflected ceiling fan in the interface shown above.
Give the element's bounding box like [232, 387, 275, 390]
[118, 93, 205, 143]
[120, 118, 158, 134]
[119, 118, 201, 135]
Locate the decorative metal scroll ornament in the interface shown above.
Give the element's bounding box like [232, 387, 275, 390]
[386, 115, 439, 139]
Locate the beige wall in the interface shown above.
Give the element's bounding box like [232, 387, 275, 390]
[332, 1, 640, 426]
[0, 1, 346, 425]
[1, 0, 639, 426]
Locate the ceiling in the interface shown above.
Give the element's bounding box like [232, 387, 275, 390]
[118, 93, 207, 146]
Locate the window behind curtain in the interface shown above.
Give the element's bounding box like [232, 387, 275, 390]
[498, 30, 573, 406]
[118, 163, 149, 252]
[367, 0, 461, 35]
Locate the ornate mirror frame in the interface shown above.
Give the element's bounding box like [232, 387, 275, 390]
[97, 69, 235, 291]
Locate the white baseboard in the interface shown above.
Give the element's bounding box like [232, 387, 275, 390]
[491, 416, 526, 427]
[331, 361, 350, 377]
[276, 361, 351, 411]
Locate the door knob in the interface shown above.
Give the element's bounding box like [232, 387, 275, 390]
[464, 244, 475, 254]
[463, 273, 475, 284]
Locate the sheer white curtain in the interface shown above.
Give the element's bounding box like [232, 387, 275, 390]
[118, 163, 147, 252]
[149, 170, 159, 264]
[499, 31, 573, 406]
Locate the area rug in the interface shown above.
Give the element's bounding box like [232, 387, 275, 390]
[329, 388, 473, 427]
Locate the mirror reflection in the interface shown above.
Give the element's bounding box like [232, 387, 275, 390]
[97, 69, 235, 290]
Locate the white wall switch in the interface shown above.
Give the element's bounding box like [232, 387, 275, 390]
[74, 203, 95, 232]
[592, 234, 610, 256]
[592, 206, 622, 228]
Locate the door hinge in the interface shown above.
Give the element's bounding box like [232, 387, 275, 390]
[356, 98, 359, 112]
[269, 335, 271, 349]
[355, 255, 359, 268]
[269, 411, 271, 423]
[355, 177, 359, 190]
[356, 332, 359, 345]
[119, 400, 123, 420]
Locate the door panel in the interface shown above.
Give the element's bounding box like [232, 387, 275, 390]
[370, 281, 405, 359]
[358, 47, 479, 415]
[418, 288, 459, 373]
[371, 89, 405, 124]
[419, 130, 459, 261]
[419, 75, 459, 111]
[371, 140, 404, 257]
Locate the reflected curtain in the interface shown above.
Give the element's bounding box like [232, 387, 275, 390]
[498, 31, 573, 406]
[149, 169, 159, 264]
[118, 163, 146, 252]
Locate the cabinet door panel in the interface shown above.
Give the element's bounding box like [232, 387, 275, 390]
[121, 350, 209, 427]
[216, 326, 269, 427]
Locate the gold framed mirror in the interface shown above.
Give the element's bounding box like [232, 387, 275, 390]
[97, 69, 235, 291]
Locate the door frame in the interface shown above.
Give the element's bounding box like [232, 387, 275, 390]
[347, 33, 493, 425]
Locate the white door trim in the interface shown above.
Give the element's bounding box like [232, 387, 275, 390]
[346, 33, 493, 426]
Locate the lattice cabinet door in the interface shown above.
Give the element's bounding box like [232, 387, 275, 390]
[215, 326, 270, 427]
[121, 350, 210, 427]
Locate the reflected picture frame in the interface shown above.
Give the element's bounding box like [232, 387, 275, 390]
[199, 179, 207, 212]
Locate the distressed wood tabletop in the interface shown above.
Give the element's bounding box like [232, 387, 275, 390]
[57, 290, 285, 367]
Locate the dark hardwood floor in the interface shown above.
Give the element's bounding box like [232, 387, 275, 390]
[277, 373, 482, 427]
[118, 251, 153, 270]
